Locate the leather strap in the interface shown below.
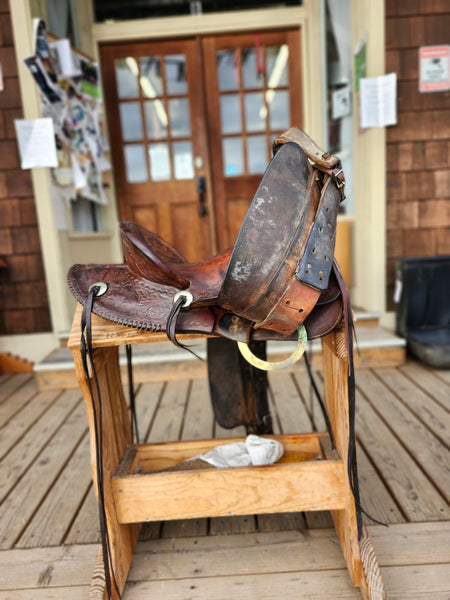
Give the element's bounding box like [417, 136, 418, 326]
[273, 128, 346, 200]
[80, 285, 121, 599]
[273, 127, 341, 169]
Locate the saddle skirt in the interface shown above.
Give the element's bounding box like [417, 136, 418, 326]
[68, 128, 346, 344]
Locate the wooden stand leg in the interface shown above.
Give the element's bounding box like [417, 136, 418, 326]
[322, 329, 386, 599]
[72, 346, 140, 599]
[322, 329, 362, 587]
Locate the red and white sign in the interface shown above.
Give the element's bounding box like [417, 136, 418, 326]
[419, 46, 450, 92]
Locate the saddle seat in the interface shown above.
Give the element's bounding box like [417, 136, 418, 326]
[68, 128, 347, 345]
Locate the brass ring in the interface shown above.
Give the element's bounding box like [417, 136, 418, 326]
[237, 325, 307, 371]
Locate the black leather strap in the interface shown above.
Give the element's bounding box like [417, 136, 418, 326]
[80, 286, 121, 600]
[297, 177, 340, 291]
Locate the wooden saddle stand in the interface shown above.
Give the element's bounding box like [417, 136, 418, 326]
[68, 128, 386, 599]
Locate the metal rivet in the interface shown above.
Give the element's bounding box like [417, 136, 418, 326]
[89, 281, 108, 297]
[173, 290, 193, 307]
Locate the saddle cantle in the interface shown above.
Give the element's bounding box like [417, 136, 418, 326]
[68, 128, 346, 346]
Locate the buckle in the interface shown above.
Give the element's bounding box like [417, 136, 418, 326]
[331, 167, 345, 189]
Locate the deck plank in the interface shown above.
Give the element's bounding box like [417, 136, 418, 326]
[0, 389, 81, 504]
[257, 511, 307, 532]
[269, 372, 313, 434]
[134, 381, 165, 444]
[0, 544, 98, 589]
[357, 444, 405, 525]
[0, 587, 91, 599]
[180, 377, 214, 441]
[16, 432, 92, 548]
[0, 400, 88, 548]
[380, 564, 450, 599]
[292, 368, 327, 432]
[399, 361, 450, 411]
[147, 379, 190, 443]
[369, 521, 450, 565]
[0, 386, 60, 460]
[0, 373, 32, 405]
[357, 369, 450, 503]
[124, 571, 361, 599]
[355, 390, 450, 521]
[0, 377, 38, 432]
[63, 485, 100, 545]
[375, 367, 450, 447]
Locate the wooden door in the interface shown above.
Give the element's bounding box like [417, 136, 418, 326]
[100, 29, 302, 260]
[100, 38, 212, 262]
[202, 30, 302, 251]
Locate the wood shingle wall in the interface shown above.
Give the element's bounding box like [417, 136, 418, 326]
[0, 0, 51, 335]
[385, 1, 450, 310]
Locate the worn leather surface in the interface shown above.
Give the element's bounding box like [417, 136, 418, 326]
[68, 127, 345, 343]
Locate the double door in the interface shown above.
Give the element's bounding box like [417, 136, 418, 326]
[100, 29, 302, 261]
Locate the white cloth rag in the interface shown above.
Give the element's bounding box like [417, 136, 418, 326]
[190, 435, 284, 468]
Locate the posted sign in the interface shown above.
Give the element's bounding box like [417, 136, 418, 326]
[419, 46, 450, 92]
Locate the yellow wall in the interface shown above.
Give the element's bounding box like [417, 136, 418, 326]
[350, 0, 387, 317]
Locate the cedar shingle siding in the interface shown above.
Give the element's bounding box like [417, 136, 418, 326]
[386, 0, 450, 310]
[0, 0, 51, 334]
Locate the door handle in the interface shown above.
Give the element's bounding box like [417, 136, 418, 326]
[196, 176, 207, 217]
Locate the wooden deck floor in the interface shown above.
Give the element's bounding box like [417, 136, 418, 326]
[1, 358, 449, 598]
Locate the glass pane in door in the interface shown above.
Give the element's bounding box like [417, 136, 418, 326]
[242, 47, 264, 89]
[173, 141, 194, 179]
[244, 92, 266, 131]
[165, 54, 188, 95]
[247, 135, 267, 173]
[220, 95, 241, 134]
[217, 50, 239, 91]
[149, 142, 171, 180]
[269, 89, 290, 130]
[119, 102, 144, 141]
[144, 100, 168, 139]
[124, 145, 147, 182]
[266, 45, 289, 88]
[139, 56, 163, 97]
[222, 137, 244, 176]
[115, 58, 139, 98]
[168, 98, 191, 137]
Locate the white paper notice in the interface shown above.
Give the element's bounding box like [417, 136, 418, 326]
[359, 73, 397, 128]
[49, 39, 82, 79]
[14, 118, 58, 169]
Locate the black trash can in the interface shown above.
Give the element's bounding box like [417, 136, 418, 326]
[395, 256, 450, 368]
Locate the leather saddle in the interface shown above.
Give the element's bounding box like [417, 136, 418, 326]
[68, 128, 346, 349]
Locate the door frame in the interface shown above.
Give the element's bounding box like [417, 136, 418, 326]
[92, 4, 324, 137]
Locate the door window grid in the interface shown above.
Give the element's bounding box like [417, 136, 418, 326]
[217, 44, 290, 177]
[115, 54, 194, 183]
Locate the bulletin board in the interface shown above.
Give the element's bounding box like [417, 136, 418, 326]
[22, 20, 110, 210]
